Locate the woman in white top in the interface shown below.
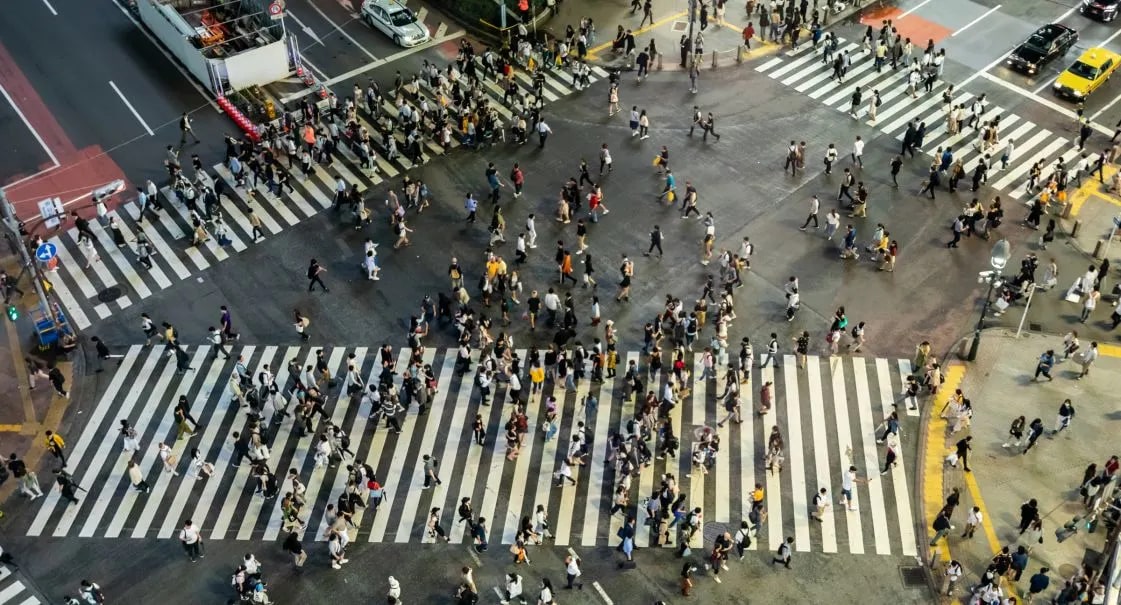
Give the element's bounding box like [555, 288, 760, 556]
[185, 448, 212, 480]
[538, 578, 555, 604]
[157, 442, 178, 475]
[505, 572, 525, 604]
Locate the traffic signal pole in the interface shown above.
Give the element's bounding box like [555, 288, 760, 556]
[0, 188, 65, 337]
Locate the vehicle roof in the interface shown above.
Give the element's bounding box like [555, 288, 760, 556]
[365, 0, 410, 12]
[1034, 23, 1076, 36]
[1072, 47, 1121, 67]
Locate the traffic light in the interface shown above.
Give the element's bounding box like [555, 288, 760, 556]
[5, 305, 17, 321]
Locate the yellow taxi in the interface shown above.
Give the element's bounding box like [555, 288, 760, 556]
[1053, 47, 1121, 100]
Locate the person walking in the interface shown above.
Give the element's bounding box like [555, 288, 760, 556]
[799, 196, 819, 230]
[1052, 398, 1076, 434]
[1033, 350, 1055, 381]
[1018, 498, 1039, 534]
[771, 536, 793, 568]
[179, 520, 204, 561]
[48, 367, 68, 399]
[1022, 418, 1045, 454]
[294, 309, 311, 342]
[54, 469, 80, 505]
[127, 459, 150, 493]
[45, 431, 67, 467]
[421, 454, 442, 488]
[1077, 341, 1099, 379]
[179, 112, 200, 146]
[306, 259, 328, 292]
[208, 326, 231, 360]
[8, 454, 42, 499]
[563, 552, 584, 589]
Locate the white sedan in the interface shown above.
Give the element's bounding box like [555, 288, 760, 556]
[361, 0, 430, 47]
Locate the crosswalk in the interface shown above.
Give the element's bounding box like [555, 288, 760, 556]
[40, 64, 610, 331]
[27, 345, 919, 556]
[0, 565, 44, 605]
[757, 39, 1087, 201]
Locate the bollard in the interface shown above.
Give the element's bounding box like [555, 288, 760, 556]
[1061, 200, 1074, 218]
[737, 46, 744, 64]
[1072, 219, 1082, 238]
[712, 50, 718, 69]
[1094, 239, 1105, 259]
[657, 51, 664, 71]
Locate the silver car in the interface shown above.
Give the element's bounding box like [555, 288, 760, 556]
[361, 0, 430, 47]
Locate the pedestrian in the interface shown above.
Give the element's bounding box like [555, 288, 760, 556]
[771, 536, 793, 568]
[294, 309, 311, 342]
[179, 112, 200, 146]
[306, 259, 328, 292]
[1002, 415, 1026, 448]
[283, 531, 307, 568]
[929, 509, 951, 545]
[799, 195, 820, 230]
[54, 469, 79, 504]
[962, 506, 982, 538]
[536, 118, 553, 148]
[1028, 567, 1051, 601]
[127, 459, 150, 493]
[563, 552, 583, 589]
[158, 442, 179, 475]
[1019, 498, 1039, 534]
[328, 532, 348, 569]
[179, 520, 204, 561]
[1076, 341, 1099, 378]
[503, 572, 526, 605]
[45, 430, 66, 467]
[1033, 349, 1055, 381]
[8, 454, 41, 499]
[1022, 418, 1045, 454]
[472, 516, 488, 552]
[942, 560, 963, 596]
[1051, 398, 1075, 434]
[421, 454, 442, 488]
[48, 367, 68, 398]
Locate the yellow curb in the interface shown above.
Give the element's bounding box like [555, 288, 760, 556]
[923, 364, 965, 564]
[586, 10, 689, 60]
[1097, 343, 1121, 357]
[1067, 165, 1120, 217]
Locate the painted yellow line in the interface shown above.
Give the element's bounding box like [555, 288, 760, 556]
[586, 10, 688, 59]
[0, 424, 22, 432]
[1097, 343, 1121, 357]
[1067, 165, 1120, 217]
[923, 364, 965, 563]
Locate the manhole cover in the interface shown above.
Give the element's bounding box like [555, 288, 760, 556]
[672, 20, 688, 32]
[1029, 323, 1043, 331]
[899, 566, 926, 587]
[702, 521, 728, 545]
[97, 286, 123, 303]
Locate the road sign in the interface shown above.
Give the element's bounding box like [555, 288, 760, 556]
[37, 197, 64, 230]
[35, 243, 57, 262]
[268, 1, 283, 20]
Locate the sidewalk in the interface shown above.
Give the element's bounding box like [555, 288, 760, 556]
[922, 331, 1118, 603]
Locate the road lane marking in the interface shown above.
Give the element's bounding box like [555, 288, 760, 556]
[41, 0, 57, 16]
[952, 5, 1002, 37]
[0, 83, 60, 168]
[1091, 91, 1121, 121]
[307, 1, 378, 61]
[979, 72, 1114, 136]
[286, 11, 324, 46]
[592, 581, 614, 605]
[897, 0, 935, 18]
[108, 81, 153, 136]
[960, 3, 1078, 89]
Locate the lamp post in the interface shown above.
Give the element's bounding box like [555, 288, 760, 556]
[967, 238, 1011, 361]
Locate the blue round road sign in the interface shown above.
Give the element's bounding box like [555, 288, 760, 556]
[35, 243, 57, 262]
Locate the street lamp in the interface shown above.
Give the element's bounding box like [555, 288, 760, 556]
[967, 239, 1012, 361]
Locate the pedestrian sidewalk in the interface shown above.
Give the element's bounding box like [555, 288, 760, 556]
[921, 331, 1119, 604]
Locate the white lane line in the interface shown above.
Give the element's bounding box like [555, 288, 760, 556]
[781, 356, 810, 552]
[27, 346, 143, 536]
[528, 371, 568, 545]
[306, 2, 378, 61]
[897, 360, 920, 417]
[976, 69, 1112, 137]
[41, 0, 57, 15]
[712, 358, 730, 525]
[592, 581, 614, 605]
[121, 203, 192, 280]
[0, 83, 59, 168]
[109, 81, 154, 136]
[876, 358, 917, 557]
[687, 354, 706, 551]
[279, 30, 466, 103]
[1032, 77, 1055, 95]
[502, 352, 539, 544]
[607, 353, 638, 547]
[952, 5, 1002, 37]
[829, 357, 862, 554]
[740, 362, 756, 549]
[805, 358, 838, 553]
[897, 0, 934, 18]
[554, 375, 590, 546]
[580, 369, 615, 546]
[158, 346, 255, 538]
[285, 11, 324, 46]
[851, 358, 891, 555]
[1091, 91, 1121, 122]
[760, 357, 782, 552]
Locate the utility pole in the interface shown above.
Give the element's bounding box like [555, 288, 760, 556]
[0, 188, 64, 337]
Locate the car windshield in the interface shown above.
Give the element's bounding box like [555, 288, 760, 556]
[1069, 61, 1100, 80]
[389, 9, 416, 27]
[1023, 33, 1053, 54]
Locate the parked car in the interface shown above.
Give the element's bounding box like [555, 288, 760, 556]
[361, 0, 430, 47]
[1007, 23, 1078, 75]
[1053, 47, 1121, 100]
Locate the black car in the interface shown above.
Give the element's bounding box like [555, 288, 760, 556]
[1082, 0, 1120, 22]
[1007, 24, 1079, 75]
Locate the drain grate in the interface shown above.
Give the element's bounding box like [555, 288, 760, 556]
[672, 21, 688, 32]
[899, 566, 927, 587]
[701, 522, 727, 545]
[97, 286, 123, 303]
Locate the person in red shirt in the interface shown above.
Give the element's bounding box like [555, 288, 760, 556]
[742, 22, 755, 49]
[510, 163, 525, 198]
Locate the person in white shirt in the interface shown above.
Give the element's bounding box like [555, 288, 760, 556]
[851, 136, 865, 167]
[314, 435, 333, 468]
[942, 559, 963, 595]
[503, 572, 526, 605]
[328, 532, 348, 569]
[158, 442, 178, 475]
[179, 520, 203, 561]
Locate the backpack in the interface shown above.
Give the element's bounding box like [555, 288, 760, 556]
[875, 96, 882, 107]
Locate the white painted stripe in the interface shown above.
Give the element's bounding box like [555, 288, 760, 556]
[247, 182, 298, 227]
[121, 203, 192, 280]
[880, 93, 953, 136]
[234, 347, 324, 540]
[501, 351, 539, 544]
[164, 196, 230, 262]
[130, 351, 226, 537]
[580, 368, 616, 546]
[0, 81, 59, 166]
[376, 351, 459, 543]
[77, 348, 182, 537]
[634, 379, 656, 549]
[662, 353, 683, 548]
[212, 166, 284, 235]
[0, 581, 27, 603]
[107, 211, 169, 292]
[393, 349, 462, 543]
[963, 119, 1033, 172]
[805, 358, 838, 553]
[791, 43, 860, 92]
[982, 129, 1052, 192]
[590, 65, 610, 78]
[64, 229, 121, 295]
[514, 70, 559, 102]
[829, 356, 863, 554]
[953, 4, 1001, 37]
[328, 158, 374, 199]
[421, 349, 473, 544]
[760, 356, 782, 551]
[156, 189, 209, 270]
[756, 56, 784, 73]
[27, 345, 143, 535]
[305, 348, 375, 541]
[915, 105, 1004, 154]
[822, 61, 909, 106]
[202, 346, 279, 538]
[687, 354, 706, 550]
[876, 358, 917, 556]
[897, 360, 920, 417]
[996, 137, 1067, 194]
[43, 263, 91, 330]
[16, 595, 40, 605]
[527, 373, 567, 545]
[152, 189, 188, 239]
[877, 89, 970, 129]
[554, 369, 588, 546]
[297, 173, 335, 209]
[158, 346, 256, 538]
[739, 362, 756, 549]
[50, 237, 106, 319]
[109, 80, 154, 136]
[781, 355, 811, 551]
[851, 358, 891, 555]
[813, 56, 877, 102]
[712, 361, 730, 525]
[539, 69, 575, 96]
[769, 45, 832, 79]
[483, 376, 529, 544]
[607, 353, 638, 546]
[280, 179, 324, 218]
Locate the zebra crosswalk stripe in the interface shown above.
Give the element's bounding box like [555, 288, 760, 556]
[25, 346, 924, 555]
